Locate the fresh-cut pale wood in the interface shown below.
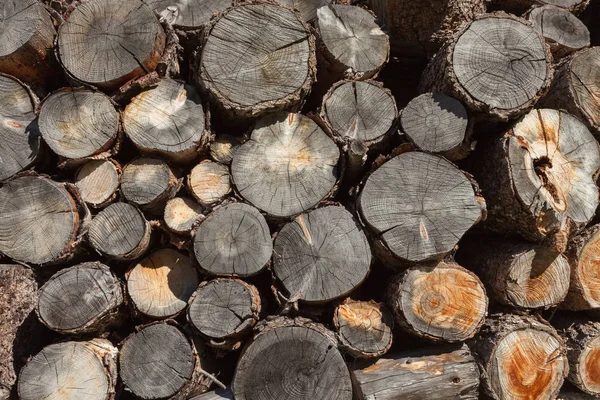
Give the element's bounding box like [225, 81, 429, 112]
[562, 224, 600, 311]
[18, 339, 118, 400]
[187, 160, 231, 207]
[528, 6, 590, 59]
[231, 112, 340, 218]
[75, 159, 121, 208]
[193, 202, 272, 276]
[0, 74, 40, 181]
[37, 262, 123, 334]
[232, 317, 352, 400]
[57, 0, 166, 91]
[358, 151, 484, 265]
[209, 134, 243, 165]
[145, 0, 231, 29]
[275, 0, 331, 22]
[200, 3, 316, 119]
[491, 0, 590, 15]
[123, 79, 209, 163]
[164, 196, 202, 235]
[273, 205, 371, 303]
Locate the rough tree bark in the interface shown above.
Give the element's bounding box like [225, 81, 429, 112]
[163, 196, 203, 235]
[74, 159, 121, 209]
[187, 160, 231, 207]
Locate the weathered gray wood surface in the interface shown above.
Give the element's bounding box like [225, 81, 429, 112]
[490, 0, 590, 16]
[75, 159, 121, 208]
[209, 134, 243, 165]
[146, 0, 231, 29]
[276, 0, 330, 22]
[121, 157, 179, 214]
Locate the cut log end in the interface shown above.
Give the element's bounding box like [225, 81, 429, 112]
[529, 5, 590, 58]
[563, 225, 600, 310]
[188, 160, 231, 207]
[75, 159, 121, 208]
[164, 196, 203, 235]
[209, 134, 244, 165]
[121, 157, 179, 214]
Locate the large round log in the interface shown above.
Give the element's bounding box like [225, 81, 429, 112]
[164, 196, 203, 235]
[0, 74, 40, 181]
[145, 0, 231, 29]
[74, 159, 121, 209]
[273, 205, 371, 303]
[419, 12, 552, 121]
[187, 160, 231, 207]
[562, 224, 600, 311]
[57, 0, 166, 91]
[199, 3, 316, 119]
[358, 151, 484, 265]
[37, 262, 123, 334]
[231, 112, 340, 218]
[232, 317, 352, 400]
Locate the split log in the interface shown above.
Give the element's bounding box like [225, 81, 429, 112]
[0, 0, 57, 90]
[386, 262, 487, 342]
[0, 175, 87, 265]
[0, 74, 40, 181]
[190, 388, 233, 400]
[37, 262, 123, 334]
[538, 47, 600, 135]
[38, 88, 120, 160]
[88, 202, 152, 261]
[472, 313, 568, 400]
[145, 0, 231, 29]
[121, 157, 180, 214]
[231, 112, 340, 218]
[164, 196, 203, 235]
[126, 248, 199, 319]
[358, 151, 484, 265]
[316, 5, 389, 80]
[562, 224, 600, 311]
[351, 344, 480, 400]
[57, 0, 166, 91]
[209, 134, 243, 165]
[188, 278, 261, 349]
[333, 299, 393, 359]
[123, 79, 209, 163]
[18, 339, 118, 400]
[275, 0, 331, 22]
[400, 93, 471, 161]
[74, 159, 121, 209]
[119, 322, 213, 400]
[419, 12, 552, 121]
[188, 160, 231, 207]
[273, 205, 371, 303]
[193, 202, 272, 276]
[491, 0, 590, 16]
[472, 109, 600, 251]
[232, 317, 353, 400]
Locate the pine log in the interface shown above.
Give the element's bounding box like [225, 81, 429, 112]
[232, 317, 352, 400]
[562, 224, 600, 311]
[164, 196, 203, 235]
[145, 0, 231, 29]
[231, 112, 340, 218]
[188, 160, 231, 207]
[273, 205, 371, 303]
[38, 88, 120, 160]
[88, 202, 152, 261]
[209, 134, 243, 165]
[199, 3, 316, 119]
[188, 278, 261, 350]
[126, 248, 199, 319]
[119, 322, 213, 400]
[18, 339, 118, 400]
[400, 93, 471, 161]
[333, 298, 393, 359]
[57, 0, 166, 91]
[275, 0, 331, 22]
[316, 5, 389, 80]
[0, 74, 40, 181]
[538, 47, 600, 136]
[0, 175, 88, 265]
[74, 159, 121, 209]
[123, 79, 209, 163]
[193, 202, 272, 276]
[472, 109, 600, 251]
[491, 0, 590, 16]
[190, 388, 233, 400]
[387, 262, 487, 342]
[358, 151, 484, 265]
[351, 344, 480, 400]
[419, 12, 552, 121]
[472, 313, 568, 400]
[0, 0, 57, 90]
[37, 262, 123, 334]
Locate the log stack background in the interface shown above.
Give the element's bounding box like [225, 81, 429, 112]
[1, 0, 600, 399]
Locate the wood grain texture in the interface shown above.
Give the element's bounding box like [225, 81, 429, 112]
[275, 0, 331, 22]
[209, 134, 243, 165]
[188, 160, 231, 207]
[163, 196, 202, 235]
[189, 388, 232, 400]
[75, 159, 121, 208]
[562, 224, 600, 311]
[145, 0, 231, 28]
[490, 0, 590, 16]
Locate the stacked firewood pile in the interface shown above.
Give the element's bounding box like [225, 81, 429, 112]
[1, 0, 600, 399]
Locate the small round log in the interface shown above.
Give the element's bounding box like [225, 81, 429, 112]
[209, 134, 244, 165]
[145, 0, 231, 29]
[199, 3, 316, 119]
[275, 0, 331, 22]
[123, 79, 209, 163]
[88, 202, 152, 261]
[18, 339, 118, 400]
[188, 278, 261, 349]
[74, 159, 121, 209]
[164, 196, 203, 235]
[273, 205, 371, 303]
[491, 0, 590, 16]
[528, 6, 590, 59]
[473, 313, 568, 400]
[39, 88, 120, 160]
[0, 74, 40, 181]
[126, 248, 199, 319]
[187, 160, 231, 207]
[562, 224, 600, 311]
[231, 112, 340, 218]
[333, 299, 393, 359]
[193, 202, 272, 277]
[57, 0, 166, 91]
[232, 317, 353, 400]
[358, 151, 484, 265]
[316, 5, 389, 80]
[387, 262, 487, 342]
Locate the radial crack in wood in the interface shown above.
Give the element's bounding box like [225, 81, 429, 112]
[164, 196, 202, 235]
[188, 160, 231, 207]
[562, 224, 600, 311]
[75, 159, 121, 209]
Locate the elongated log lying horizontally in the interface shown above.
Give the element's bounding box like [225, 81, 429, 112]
[74, 159, 121, 209]
[188, 160, 231, 207]
[562, 224, 600, 311]
[164, 196, 203, 235]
